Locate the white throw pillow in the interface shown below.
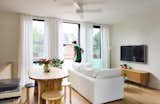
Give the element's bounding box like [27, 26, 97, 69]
[95, 69, 121, 79]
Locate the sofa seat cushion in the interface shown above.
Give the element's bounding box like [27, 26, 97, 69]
[0, 79, 20, 93]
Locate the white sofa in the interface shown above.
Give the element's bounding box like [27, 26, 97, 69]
[68, 64, 124, 104]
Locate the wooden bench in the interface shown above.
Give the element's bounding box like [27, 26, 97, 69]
[0, 62, 21, 100]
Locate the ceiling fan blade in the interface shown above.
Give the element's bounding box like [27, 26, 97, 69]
[73, 2, 81, 10]
[83, 9, 102, 13]
[52, 0, 80, 6]
[78, 13, 84, 19]
[82, 0, 107, 5]
[52, 0, 106, 6]
[52, 1, 73, 6]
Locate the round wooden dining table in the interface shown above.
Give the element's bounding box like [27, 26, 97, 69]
[29, 67, 69, 104]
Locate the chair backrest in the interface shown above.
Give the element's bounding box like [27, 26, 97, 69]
[0, 62, 19, 80]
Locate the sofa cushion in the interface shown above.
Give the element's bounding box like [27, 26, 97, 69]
[72, 62, 121, 79]
[0, 79, 20, 92]
[77, 67, 97, 78]
[95, 69, 121, 79]
[75, 67, 121, 79]
[72, 62, 91, 70]
[72, 62, 81, 70]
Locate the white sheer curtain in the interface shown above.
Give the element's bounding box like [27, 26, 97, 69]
[101, 25, 110, 68]
[19, 15, 33, 87]
[80, 23, 87, 63]
[80, 23, 110, 68]
[45, 18, 63, 59]
[81, 23, 93, 65]
[19, 15, 64, 87]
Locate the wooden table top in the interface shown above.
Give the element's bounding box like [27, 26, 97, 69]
[29, 67, 69, 80]
[121, 68, 149, 73]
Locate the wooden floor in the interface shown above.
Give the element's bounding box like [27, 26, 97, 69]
[8, 83, 160, 104]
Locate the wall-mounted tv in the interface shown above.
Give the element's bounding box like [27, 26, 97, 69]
[120, 45, 147, 63]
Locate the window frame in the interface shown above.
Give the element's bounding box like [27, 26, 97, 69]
[62, 22, 81, 59]
[63, 22, 80, 46]
[32, 19, 44, 22]
[32, 19, 48, 59]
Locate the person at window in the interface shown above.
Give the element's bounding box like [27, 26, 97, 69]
[72, 41, 84, 63]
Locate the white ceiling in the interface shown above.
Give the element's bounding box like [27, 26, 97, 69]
[0, 0, 160, 24]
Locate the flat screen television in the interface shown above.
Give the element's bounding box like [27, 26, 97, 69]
[120, 45, 147, 63]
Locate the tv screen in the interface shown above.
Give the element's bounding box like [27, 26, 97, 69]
[120, 45, 147, 63]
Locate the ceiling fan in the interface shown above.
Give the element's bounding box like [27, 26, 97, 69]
[73, 0, 102, 18]
[52, 0, 103, 19]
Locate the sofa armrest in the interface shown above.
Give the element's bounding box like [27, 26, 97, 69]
[68, 69, 124, 104]
[93, 77, 124, 103]
[68, 70, 95, 101]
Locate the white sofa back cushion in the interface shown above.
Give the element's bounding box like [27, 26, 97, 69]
[77, 67, 97, 78]
[95, 68, 121, 79]
[76, 68, 121, 79]
[72, 63, 121, 79]
[72, 62, 91, 70]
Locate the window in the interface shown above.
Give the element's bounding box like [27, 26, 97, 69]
[32, 19, 48, 59]
[93, 26, 101, 59]
[62, 23, 80, 59]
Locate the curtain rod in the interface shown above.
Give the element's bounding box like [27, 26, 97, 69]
[32, 19, 44, 21]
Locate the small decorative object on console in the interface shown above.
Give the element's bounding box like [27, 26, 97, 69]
[120, 64, 127, 69]
[120, 64, 131, 69]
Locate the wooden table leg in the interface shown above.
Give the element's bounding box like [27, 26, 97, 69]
[64, 86, 66, 103]
[34, 80, 38, 95]
[70, 86, 72, 104]
[37, 81, 45, 104]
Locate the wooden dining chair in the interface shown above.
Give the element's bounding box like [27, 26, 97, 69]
[41, 90, 63, 104]
[24, 83, 35, 104]
[62, 80, 72, 104]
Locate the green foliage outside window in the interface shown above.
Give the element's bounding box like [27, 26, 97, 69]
[32, 27, 44, 58]
[93, 29, 101, 59]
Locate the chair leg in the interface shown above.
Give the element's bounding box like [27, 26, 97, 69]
[19, 97, 22, 104]
[55, 100, 59, 104]
[26, 88, 30, 104]
[48, 101, 52, 104]
[64, 86, 66, 104]
[57, 99, 61, 104]
[69, 86, 72, 104]
[60, 98, 63, 104]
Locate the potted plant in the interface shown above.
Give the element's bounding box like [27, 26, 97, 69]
[33, 58, 64, 72]
[50, 58, 64, 68]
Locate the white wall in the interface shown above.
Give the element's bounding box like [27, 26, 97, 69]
[111, 14, 160, 89]
[0, 12, 20, 63]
